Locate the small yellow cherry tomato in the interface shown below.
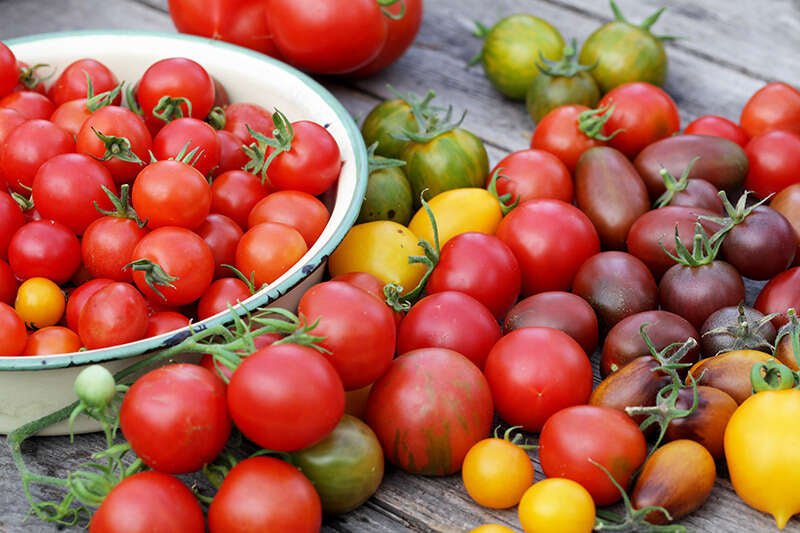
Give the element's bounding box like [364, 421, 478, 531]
[408, 188, 503, 247]
[518, 478, 596, 533]
[14, 277, 65, 328]
[469, 525, 515, 533]
[328, 221, 426, 294]
[462, 436, 534, 509]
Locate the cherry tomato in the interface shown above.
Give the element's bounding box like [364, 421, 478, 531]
[740, 81, 800, 138]
[48, 58, 119, 106]
[0, 90, 54, 120]
[247, 190, 329, 247]
[462, 436, 535, 509]
[0, 107, 25, 146]
[132, 159, 211, 230]
[152, 117, 221, 176]
[745, 130, 800, 199]
[136, 57, 215, 130]
[195, 213, 243, 279]
[215, 130, 249, 174]
[14, 277, 65, 328]
[264, 120, 341, 196]
[210, 169, 270, 229]
[222, 102, 274, 145]
[145, 310, 190, 338]
[78, 282, 149, 350]
[235, 222, 307, 287]
[65, 278, 114, 333]
[684, 115, 749, 148]
[1, 119, 74, 194]
[0, 42, 17, 98]
[0, 302, 26, 356]
[197, 277, 250, 320]
[23, 326, 82, 355]
[8, 219, 81, 284]
[0, 190, 25, 260]
[0, 259, 16, 305]
[518, 478, 596, 533]
[755, 267, 800, 328]
[489, 149, 573, 204]
[82, 215, 149, 283]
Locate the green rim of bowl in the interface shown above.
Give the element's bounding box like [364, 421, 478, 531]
[0, 30, 368, 371]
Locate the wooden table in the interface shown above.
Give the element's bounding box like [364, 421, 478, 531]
[1, 1, 799, 531]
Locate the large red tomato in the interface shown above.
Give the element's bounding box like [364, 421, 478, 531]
[744, 130, 800, 199]
[739, 81, 800, 138]
[350, 0, 424, 77]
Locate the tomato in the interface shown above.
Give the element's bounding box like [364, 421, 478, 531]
[0, 42, 16, 98]
[82, 215, 149, 283]
[539, 405, 647, 505]
[8, 219, 81, 284]
[740, 81, 800, 138]
[132, 160, 211, 230]
[755, 266, 800, 328]
[130, 227, 215, 306]
[518, 478, 595, 533]
[365, 347, 494, 475]
[0, 302, 26, 356]
[65, 278, 114, 333]
[771, 184, 800, 264]
[14, 277, 65, 328]
[407, 187, 503, 247]
[145, 310, 190, 338]
[684, 115, 749, 147]
[195, 213, 243, 279]
[489, 149, 573, 205]
[0, 107, 25, 147]
[208, 456, 321, 533]
[210, 169, 270, 229]
[215, 130, 249, 174]
[525, 46, 600, 123]
[462, 435, 535, 509]
[427, 232, 521, 320]
[0, 259, 16, 305]
[78, 282, 149, 349]
[530, 104, 609, 173]
[228, 343, 344, 451]
[496, 199, 599, 296]
[247, 190, 329, 247]
[222, 102, 274, 145]
[49, 99, 94, 138]
[0, 91, 54, 120]
[22, 326, 81, 355]
[361, 97, 418, 160]
[745, 130, 800, 199]
[152, 117, 220, 176]
[721, 205, 796, 280]
[136, 57, 215, 129]
[1, 119, 74, 194]
[89, 471, 204, 533]
[471, 526, 515, 533]
[120, 364, 230, 473]
[357, 162, 413, 225]
[235, 222, 307, 287]
[298, 280, 396, 390]
[47, 58, 118, 106]
[599, 82, 680, 158]
[701, 305, 776, 358]
[269, 0, 388, 74]
[291, 414, 384, 514]
[349, 0, 423, 77]
[0, 190, 25, 260]
[196, 277, 250, 320]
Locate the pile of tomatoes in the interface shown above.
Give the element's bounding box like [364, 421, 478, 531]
[0, 40, 343, 356]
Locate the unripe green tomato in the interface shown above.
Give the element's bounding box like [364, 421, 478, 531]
[357, 165, 413, 225]
[74, 364, 116, 409]
[361, 99, 418, 159]
[525, 71, 600, 123]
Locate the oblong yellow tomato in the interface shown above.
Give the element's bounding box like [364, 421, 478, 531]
[518, 478, 595, 533]
[725, 389, 800, 529]
[14, 277, 65, 328]
[408, 188, 503, 247]
[328, 221, 426, 294]
[462, 437, 534, 509]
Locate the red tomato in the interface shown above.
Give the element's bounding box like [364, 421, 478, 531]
[0, 190, 25, 260]
[484, 327, 593, 432]
[152, 117, 221, 176]
[47, 58, 119, 106]
[89, 471, 204, 533]
[1, 119, 74, 194]
[65, 278, 114, 332]
[531, 105, 607, 172]
[488, 149, 573, 204]
[210, 169, 270, 229]
[228, 343, 345, 451]
[78, 282, 149, 349]
[755, 266, 800, 329]
[50, 99, 94, 138]
[132, 160, 211, 230]
[247, 190, 329, 247]
[215, 130, 249, 174]
[136, 57, 215, 130]
[365, 347, 494, 475]
[222, 102, 274, 145]
[8, 219, 81, 284]
[23, 326, 82, 355]
[600, 82, 680, 158]
[0, 107, 25, 146]
[145, 311, 191, 338]
[0, 259, 17, 305]
[0, 91, 54, 120]
[740, 81, 800, 138]
[684, 115, 749, 148]
[0, 302, 26, 356]
[196, 277, 251, 320]
[744, 130, 800, 199]
[0, 42, 17, 98]
[539, 405, 647, 505]
[496, 199, 600, 296]
[82, 216, 149, 283]
[195, 213, 243, 279]
[298, 280, 396, 390]
[208, 456, 322, 533]
[264, 120, 341, 196]
[350, 0, 423, 77]
[234, 222, 307, 287]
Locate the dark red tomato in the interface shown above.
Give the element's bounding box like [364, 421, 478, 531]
[197, 277, 251, 320]
[32, 153, 116, 235]
[215, 130, 249, 174]
[488, 149, 573, 204]
[0, 302, 26, 356]
[195, 213, 243, 279]
[496, 199, 600, 296]
[120, 364, 230, 473]
[539, 405, 647, 505]
[75, 106, 152, 184]
[228, 343, 345, 451]
[740, 81, 800, 138]
[47, 58, 119, 106]
[208, 456, 321, 533]
[298, 280, 396, 390]
[65, 278, 114, 332]
[397, 291, 501, 370]
[152, 117, 221, 176]
[130, 227, 215, 306]
[82, 216, 148, 283]
[222, 102, 274, 145]
[684, 115, 749, 148]
[755, 267, 800, 328]
[235, 222, 307, 287]
[136, 57, 215, 129]
[1, 119, 74, 194]
[145, 310, 191, 338]
[0, 42, 16, 98]
[503, 291, 599, 354]
[78, 282, 149, 349]
[23, 326, 82, 355]
[600, 82, 680, 158]
[745, 130, 800, 199]
[89, 471, 204, 533]
[0, 91, 54, 120]
[0, 259, 17, 305]
[50, 99, 93, 137]
[247, 190, 329, 247]
[0, 190, 25, 260]
[365, 347, 494, 475]
[269, 0, 387, 74]
[427, 231, 521, 320]
[8, 220, 80, 284]
[349, 0, 422, 77]
[0, 107, 25, 146]
[132, 160, 211, 230]
[721, 205, 796, 280]
[484, 327, 593, 432]
[265, 120, 341, 196]
[211, 169, 270, 228]
[531, 105, 607, 173]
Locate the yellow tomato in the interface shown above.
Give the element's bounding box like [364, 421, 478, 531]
[462, 437, 534, 509]
[407, 188, 503, 247]
[518, 478, 595, 533]
[14, 277, 65, 328]
[470, 525, 515, 533]
[328, 221, 426, 294]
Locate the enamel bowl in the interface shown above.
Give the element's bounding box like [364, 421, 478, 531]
[1, 31, 367, 435]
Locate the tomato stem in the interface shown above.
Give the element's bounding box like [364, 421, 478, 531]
[536, 39, 595, 78]
[92, 127, 145, 165]
[577, 103, 623, 141]
[152, 94, 193, 124]
[206, 105, 226, 130]
[654, 156, 699, 209]
[123, 259, 178, 301]
[376, 0, 405, 20]
[17, 62, 52, 89]
[486, 167, 518, 215]
[93, 184, 147, 227]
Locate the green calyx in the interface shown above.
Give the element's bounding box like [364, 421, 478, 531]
[752, 308, 800, 392]
[221, 264, 260, 295]
[206, 105, 226, 130]
[172, 141, 205, 168]
[243, 108, 294, 186]
[609, 0, 677, 41]
[703, 303, 779, 355]
[577, 103, 623, 141]
[367, 141, 406, 173]
[493, 425, 537, 451]
[377, 0, 405, 19]
[152, 95, 193, 124]
[663, 222, 722, 267]
[468, 21, 491, 65]
[392, 89, 466, 143]
[17, 63, 52, 90]
[486, 167, 518, 215]
[123, 259, 178, 301]
[11, 190, 34, 212]
[536, 38, 595, 78]
[699, 190, 771, 244]
[93, 184, 146, 227]
[654, 156, 699, 208]
[91, 127, 144, 166]
[124, 84, 142, 116]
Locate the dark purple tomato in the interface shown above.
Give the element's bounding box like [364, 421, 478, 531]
[700, 305, 776, 357]
[720, 205, 796, 280]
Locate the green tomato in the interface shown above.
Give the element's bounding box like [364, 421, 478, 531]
[358, 165, 414, 225]
[361, 98, 419, 160]
[292, 414, 384, 514]
[74, 364, 116, 409]
[525, 70, 600, 124]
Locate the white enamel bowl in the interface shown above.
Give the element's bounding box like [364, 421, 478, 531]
[0, 31, 367, 435]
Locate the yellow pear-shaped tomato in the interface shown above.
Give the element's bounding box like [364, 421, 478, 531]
[328, 221, 426, 294]
[725, 389, 800, 529]
[408, 188, 503, 247]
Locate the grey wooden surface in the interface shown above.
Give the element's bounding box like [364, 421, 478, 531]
[0, 0, 799, 532]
